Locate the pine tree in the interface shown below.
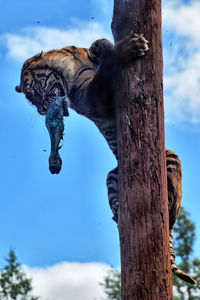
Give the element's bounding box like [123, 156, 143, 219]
[173, 208, 200, 299]
[102, 268, 121, 300]
[0, 249, 39, 300]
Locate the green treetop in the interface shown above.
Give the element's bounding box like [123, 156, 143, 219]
[0, 249, 39, 300]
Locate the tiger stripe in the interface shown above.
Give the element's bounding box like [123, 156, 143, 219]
[106, 167, 118, 222]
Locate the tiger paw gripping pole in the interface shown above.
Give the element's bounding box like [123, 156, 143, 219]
[111, 0, 173, 299]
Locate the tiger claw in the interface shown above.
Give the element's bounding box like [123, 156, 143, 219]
[114, 31, 149, 63]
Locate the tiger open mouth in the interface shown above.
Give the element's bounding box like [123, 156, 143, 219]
[16, 67, 68, 116]
[37, 87, 62, 114]
[16, 80, 69, 116]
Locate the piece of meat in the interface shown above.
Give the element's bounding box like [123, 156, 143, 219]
[45, 96, 68, 174]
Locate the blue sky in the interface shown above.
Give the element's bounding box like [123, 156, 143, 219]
[1, 0, 200, 299]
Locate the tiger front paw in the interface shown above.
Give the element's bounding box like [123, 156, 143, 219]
[114, 32, 149, 64]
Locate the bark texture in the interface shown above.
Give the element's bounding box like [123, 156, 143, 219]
[112, 0, 172, 299]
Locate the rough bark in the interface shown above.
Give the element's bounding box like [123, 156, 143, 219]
[112, 0, 172, 299]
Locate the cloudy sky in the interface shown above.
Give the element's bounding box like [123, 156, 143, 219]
[1, 0, 200, 299]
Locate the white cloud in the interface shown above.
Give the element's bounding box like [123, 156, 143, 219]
[2, 3, 200, 125]
[3, 20, 112, 61]
[24, 262, 110, 300]
[163, 0, 200, 45]
[163, 0, 200, 124]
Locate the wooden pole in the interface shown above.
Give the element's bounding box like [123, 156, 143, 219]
[111, 0, 172, 299]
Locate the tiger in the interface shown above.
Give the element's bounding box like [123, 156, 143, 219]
[15, 32, 195, 285]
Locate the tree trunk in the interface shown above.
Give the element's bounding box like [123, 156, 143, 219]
[111, 0, 172, 299]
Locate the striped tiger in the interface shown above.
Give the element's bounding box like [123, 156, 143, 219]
[16, 32, 195, 284]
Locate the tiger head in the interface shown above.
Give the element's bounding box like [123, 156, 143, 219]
[15, 51, 68, 115]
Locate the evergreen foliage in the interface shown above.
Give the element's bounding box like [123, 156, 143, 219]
[0, 249, 39, 300]
[173, 208, 200, 299]
[101, 268, 121, 300]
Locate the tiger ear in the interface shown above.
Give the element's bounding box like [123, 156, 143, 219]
[34, 51, 44, 60]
